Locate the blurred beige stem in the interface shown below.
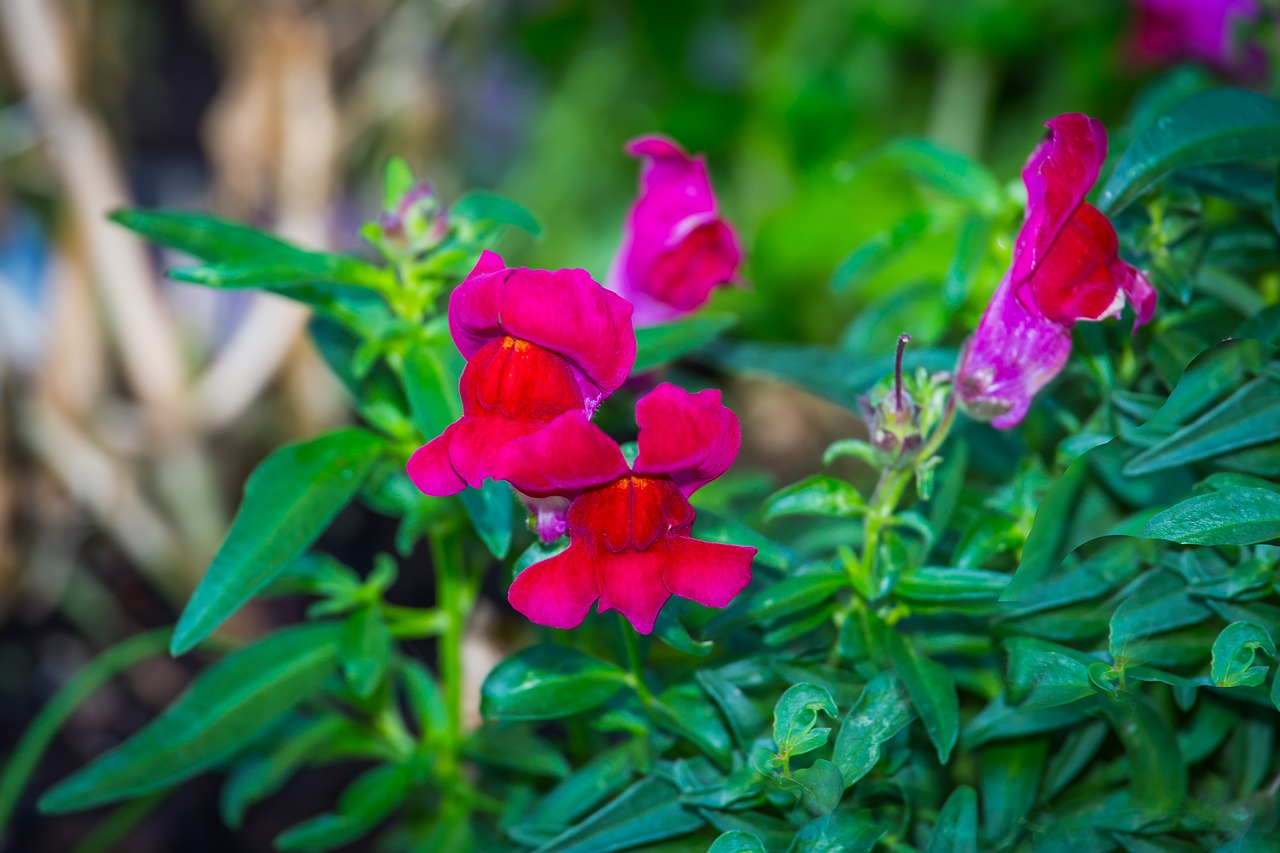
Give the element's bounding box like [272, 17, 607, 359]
[193, 6, 338, 432]
[0, 0, 188, 425]
[19, 398, 184, 600]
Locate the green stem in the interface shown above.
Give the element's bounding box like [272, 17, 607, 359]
[619, 617, 654, 706]
[431, 529, 467, 755]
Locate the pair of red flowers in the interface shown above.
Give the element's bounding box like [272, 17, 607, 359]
[408, 138, 752, 635]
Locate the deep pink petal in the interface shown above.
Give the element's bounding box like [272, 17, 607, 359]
[596, 548, 671, 634]
[490, 410, 629, 499]
[1115, 259, 1158, 330]
[1019, 202, 1125, 325]
[448, 253, 636, 410]
[955, 274, 1074, 430]
[460, 336, 583, 423]
[507, 543, 600, 630]
[609, 135, 742, 324]
[1011, 114, 1108, 290]
[446, 416, 541, 490]
[633, 383, 741, 496]
[663, 536, 755, 609]
[407, 423, 466, 497]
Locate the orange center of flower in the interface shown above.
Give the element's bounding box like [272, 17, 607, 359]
[460, 336, 583, 423]
[568, 475, 695, 553]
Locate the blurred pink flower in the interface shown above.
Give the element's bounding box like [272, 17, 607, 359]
[956, 114, 1156, 429]
[607, 135, 743, 325]
[1130, 0, 1268, 80]
[502, 383, 754, 634]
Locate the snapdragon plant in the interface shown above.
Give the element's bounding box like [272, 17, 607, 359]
[7, 79, 1280, 853]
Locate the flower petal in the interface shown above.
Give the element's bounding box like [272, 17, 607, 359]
[407, 424, 466, 497]
[1020, 202, 1124, 325]
[608, 135, 742, 324]
[446, 416, 542, 490]
[955, 274, 1073, 430]
[507, 543, 600, 630]
[1012, 113, 1108, 290]
[448, 253, 636, 409]
[596, 548, 671, 634]
[663, 536, 755, 609]
[633, 383, 741, 496]
[490, 410, 630, 499]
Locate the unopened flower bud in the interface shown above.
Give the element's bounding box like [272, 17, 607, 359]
[859, 334, 921, 460]
[380, 184, 448, 257]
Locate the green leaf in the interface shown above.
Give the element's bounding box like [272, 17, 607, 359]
[787, 808, 885, 853]
[633, 314, 737, 372]
[1124, 375, 1280, 475]
[462, 726, 570, 778]
[401, 660, 449, 742]
[110, 208, 297, 262]
[383, 156, 416, 210]
[172, 430, 386, 655]
[221, 716, 351, 829]
[927, 786, 978, 853]
[1143, 487, 1280, 546]
[1099, 88, 1280, 215]
[832, 211, 936, 293]
[944, 214, 994, 306]
[40, 623, 342, 813]
[896, 566, 1008, 603]
[979, 739, 1046, 846]
[654, 608, 713, 657]
[510, 745, 637, 844]
[168, 252, 390, 291]
[1100, 693, 1187, 815]
[693, 509, 797, 570]
[275, 764, 412, 852]
[1211, 621, 1276, 687]
[887, 633, 959, 763]
[773, 683, 838, 756]
[401, 344, 464, 440]
[697, 670, 766, 751]
[866, 138, 1004, 214]
[480, 644, 628, 721]
[1005, 638, 1098, 712]
[340, 607, 392, 699]
[461, 479, 515, 560]
[452, 191, 541, 237]
[779, 760, 844, 817]
[765, 476, 866, 521]
[832, 672, 916, 788]
[709, 830, 766, 853]
[533, 777, 703, 853]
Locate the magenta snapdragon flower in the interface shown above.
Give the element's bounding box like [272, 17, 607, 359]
[956, 114, 1157, 429]
[496, 383, 755, 634]
[407, 251, 635, 499]
[607, 135, 743, 325]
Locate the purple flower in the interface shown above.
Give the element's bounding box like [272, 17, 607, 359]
[956, 114, 1157, 429]
[1130, 0, 1268, 80]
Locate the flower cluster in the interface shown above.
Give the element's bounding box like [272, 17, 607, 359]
[409, 203, 753, 632]
[956, 113, 1157, 428]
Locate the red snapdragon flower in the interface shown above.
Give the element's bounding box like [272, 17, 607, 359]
[956, 114, 1156, 429]
[497, 383, 756, 634]
[1129, 0, 1267, 81]
[407, 251, 636, 497]
[607, 135, 743, 326]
